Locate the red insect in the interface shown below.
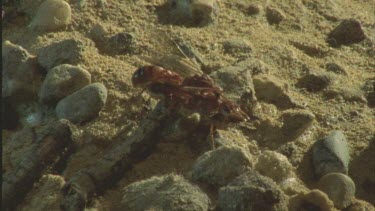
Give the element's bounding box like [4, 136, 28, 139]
[132, 65, 249, 147]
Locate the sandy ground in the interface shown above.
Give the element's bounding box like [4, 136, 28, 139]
[2, 0, 375, 210]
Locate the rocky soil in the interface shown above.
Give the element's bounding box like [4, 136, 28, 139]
[2, 0, 375, 210]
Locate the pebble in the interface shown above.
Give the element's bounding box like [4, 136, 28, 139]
[2, 40, 41, 103]
[209, 65, 257, 110]
[222, 39, 253, 56]
[327, 19, 366, 46]
[312, 130, 350, 178]
[297, 72, 333, 92]
[38, 38, 95, 70]
[191, 145, 255, 187]
[324, 87, 367, 103]
[255, 150, 295, 183]
[253, 75, 299, 109]
[280, 109, 315, 140]
[317, 173, 355, 209]
[107, 32, 136, 54]
[266, 6, 285, 25]
[289, 189, 337, 211]
[234, 58, 270, 75]
[218, 170, 289, 211]
[29, 0, 72, 32]
[279, 177, 309, 196]
[324, 62, 348, 75]
[20, 174, 65, 211]
[345, 199, 375, 211]
[167, 0, 218, 26]
[55, 83, 107, 124]
[121, 174, 210, 211]
[39, 64, 91, 105]
[246, 4, 261, 16]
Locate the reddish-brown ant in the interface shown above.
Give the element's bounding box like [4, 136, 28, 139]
[132, 65, 249, 148]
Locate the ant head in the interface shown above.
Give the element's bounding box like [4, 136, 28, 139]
[132, 66, 152, 87]
[219, 101, 249, 123]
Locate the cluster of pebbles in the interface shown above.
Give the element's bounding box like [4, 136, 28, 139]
[2, 0, 374, 210]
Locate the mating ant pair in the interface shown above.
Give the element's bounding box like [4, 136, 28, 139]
[132, 65, 249, 146]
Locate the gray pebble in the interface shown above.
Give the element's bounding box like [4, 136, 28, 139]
[210, 65, 257, 110]
[235, 58, 270, 75]
[266, 6, 285, 25]
[281, 109, 315, 140]
[324, 62, 348, 75]
[218, 170, 289, 211]
[2, 40, 41, 103]
[317, 173, 355, 209]
[255, 150, 295, 183]
[297, 72, 333, 92]
[38, 38, 95, 70]
[324, 87, 367, 103]
[121, 174, 210, 211]
[222, 39, 253, 56]
[313, 130, 350, 178]
[191, 146, 255, 187]
[327, 19, 366, 47]
[39, 64, 91, 105]
[55, 83, 107, 124]
[253, 75, 299, 109]
[166, 0, 218, 26]
[107, 32, 136, 54]
[29, 0, 72, 32]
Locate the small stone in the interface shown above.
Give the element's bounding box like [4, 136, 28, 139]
[55, 83, 107, 124]
[327, 19, 366, 47]
[280, 109, 315, 140]
[345, 198, 375, 211]
[210, 65, 257, 110]
[246, 4, 261, 15]
[324, 62, 348, 75]
[289, 189, 337, 211]
[190, 0, 218, 25]
[38, 38, 95, 70]
[317, 173, 355, 209]
[235, 58, 270, 75]
[266, 6, 285, 25]
[255, 150, 295, 183]
[20, 174, 65, 211]
[324, 87, 367, 103]
[121, 174, 210, 211]
[166, 0, 218, 26]
[29, 0, 72, 32]
[191, 146, 254, 186]
[218, 170, 289, 211]
[107, 32, 136, 54]
[39, 64, 92, 105]
[297, 72, 333, 92]
[222, 39, 253, 56]
[312, 130, 350, 178]
[2, 40, 41, 103]
[253, 75, 299, 109]
[279, 177, 309, 196]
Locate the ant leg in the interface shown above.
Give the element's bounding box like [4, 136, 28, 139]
[134, 88, 146, 98]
